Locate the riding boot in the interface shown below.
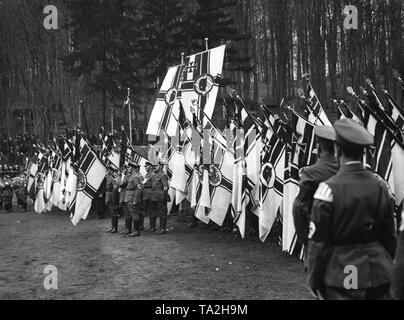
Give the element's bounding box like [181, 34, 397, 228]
[156, 216, 167, 235]
[111, 216, 119, 233]
[123, 217, 132, 236]
[147, 217, 156, 232]
[139, 214, 144, 231]
[129, 220, 141, 237]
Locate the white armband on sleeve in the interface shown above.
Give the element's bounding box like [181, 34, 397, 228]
[314, 183, 333, 203]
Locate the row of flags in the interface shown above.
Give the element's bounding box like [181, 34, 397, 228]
[28, 128, 148, 226]
[145, 45, 404, 258]
[26, 43, 404, 260]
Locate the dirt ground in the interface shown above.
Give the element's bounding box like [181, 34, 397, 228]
[0, 201, 311, 300]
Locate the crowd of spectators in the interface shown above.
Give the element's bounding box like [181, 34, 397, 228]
[0, 133, 37, 165]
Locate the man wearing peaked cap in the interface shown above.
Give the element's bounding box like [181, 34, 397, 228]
[293, 125, 339, 248]
[125, 162, 144, 237]
[306, 118, 397, 300]
[143, 161, 155, 232]
[150, 158, 170, 235]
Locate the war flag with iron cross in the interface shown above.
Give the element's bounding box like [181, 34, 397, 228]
[146, 64, 185, 137]
[206, 148, 234, 227]
[306, 83, 332, 127]
[282, 112, 316, 259]
[257, 126, 285, 243]
[179, 45, 226, 126]
[70, 139, 108, 226]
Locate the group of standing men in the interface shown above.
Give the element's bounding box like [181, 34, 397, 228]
[292, 118, 404, 300]
[0, 173, 28, 213]
[104, 159, 170, 237]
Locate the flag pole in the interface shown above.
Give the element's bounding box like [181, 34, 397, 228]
[78, 100, 83, 128]
[111, 106, 114, 134]
[127, 88, 132, 144]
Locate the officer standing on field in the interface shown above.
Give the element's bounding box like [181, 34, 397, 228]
[119, 166, 132, 235]
[3, 179, 13, 213]
[126, 163, 144, 237]
[306, 118, 397, 300]
[150, 159, 170, 235]
[105, 172, 121, 234]
[143, 162, 155, 232]
[293, 126, 339, 247]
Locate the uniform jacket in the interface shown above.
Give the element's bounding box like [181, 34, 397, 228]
[292, 155, 339, 246]
[151, 170, 169, 202]
[125, 172, 144, 203]
[307, 162, 397, 290]
[3, 184, 13, 204]
[391, 231, 404, 300]
[119, 173, 128, 204]
[110, 176, 121, 206]
[142, 171, 154, 201]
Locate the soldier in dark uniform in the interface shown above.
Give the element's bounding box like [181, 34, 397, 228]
[105, 173, 113, 212]
[391, 217, 404, 300]
[293, 126, 339, 247]
[126, 163, 144, 237]
[150, 159, 170, 235]
[105, 173, 121, 233]
[119, 166, 132, 235]
[3, 179, 13, 213]
[306, 118, 397, 300]
[95, 176, 107, 219]
[142, 162, 155, 232]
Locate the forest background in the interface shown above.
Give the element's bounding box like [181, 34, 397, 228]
[0, 0, 402, 144]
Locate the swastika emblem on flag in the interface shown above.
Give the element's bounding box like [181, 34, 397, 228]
[52, 168, 60, 182]
[193, 74, 215, 96]
[208, 165, 222, 187]
[260, 163, 275, 189]
[76, 169, 87, 191]
[165, 87, 178, 106]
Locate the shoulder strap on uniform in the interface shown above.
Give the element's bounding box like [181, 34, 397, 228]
[314, 182, 333, 203]
[374, 173, 394, 200]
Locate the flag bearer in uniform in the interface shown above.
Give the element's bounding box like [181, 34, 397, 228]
[306, 118, 397, 300]
[126, 163, 144, 237]
[105, 172, 121, 234]
[142, 162, 155, 232]
[119, 166, 132, 235]
[150, 159, 170, 235]
[105, 173, 113, 211]
[293, 126, 339, 247]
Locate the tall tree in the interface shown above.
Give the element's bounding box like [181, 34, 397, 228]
[63, 0, 140, 127]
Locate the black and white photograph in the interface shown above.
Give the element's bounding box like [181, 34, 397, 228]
[0, 0, 403, 304]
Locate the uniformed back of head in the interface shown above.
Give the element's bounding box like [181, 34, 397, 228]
[334, 118, 374, 161]
[314, 126, 336, 156]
